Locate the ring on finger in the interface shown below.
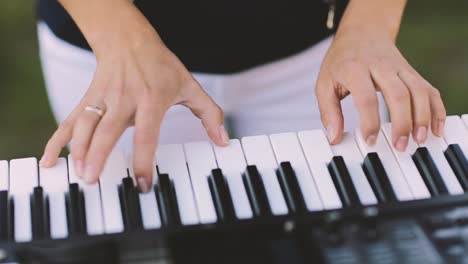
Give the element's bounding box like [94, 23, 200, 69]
[84, 105, 106, 118]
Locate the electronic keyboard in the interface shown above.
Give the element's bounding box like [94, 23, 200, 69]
[0, 115, 468, 264]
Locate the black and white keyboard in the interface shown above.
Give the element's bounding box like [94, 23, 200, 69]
[1, 115, 468, 264]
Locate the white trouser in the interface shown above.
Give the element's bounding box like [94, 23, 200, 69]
[37, 22, 387, 155]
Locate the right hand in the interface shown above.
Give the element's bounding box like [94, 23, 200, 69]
[39, 0, 229, 192]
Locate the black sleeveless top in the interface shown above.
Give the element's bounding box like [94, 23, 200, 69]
[37, 0, 348, 73]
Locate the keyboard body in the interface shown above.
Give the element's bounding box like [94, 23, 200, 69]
[0, 114, 468, 263]
[2, 194, 468, 264]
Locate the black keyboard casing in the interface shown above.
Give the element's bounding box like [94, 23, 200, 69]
[2, 193, 468, 264]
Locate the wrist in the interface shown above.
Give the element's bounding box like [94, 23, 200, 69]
[337, 0, 407, 42]
[59, 0, 163, 58]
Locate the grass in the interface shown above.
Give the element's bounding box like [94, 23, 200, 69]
[0, 1, 466, 159]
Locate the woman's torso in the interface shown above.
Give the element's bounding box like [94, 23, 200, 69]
[37, 0, 348, 73]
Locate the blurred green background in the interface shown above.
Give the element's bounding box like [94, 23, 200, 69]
[0, 1, 467, 160]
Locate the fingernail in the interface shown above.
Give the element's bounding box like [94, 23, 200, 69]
[39, 154, 49, 167]
[395, 136, 409, 152]
[415, 126, 427, 143]
[137, 177, 150, 193]
[437, 120, 445, 136]
[326, 124, 337, 143]
[366, 134, 378, 146]
[75, 160, 84, 178]
[218, 125, 230, 146]
[83, 164, 97, 183]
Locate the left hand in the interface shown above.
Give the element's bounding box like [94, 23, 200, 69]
[316, 27, 446, 151]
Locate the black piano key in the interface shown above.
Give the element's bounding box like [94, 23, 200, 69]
[243, 165, 272, 217]
[119, 177, 143, 231]
[445, 144, 468, 190]
[155, 174, 181, 226]
[0, 191, 9, 240]
[44, 197, 51, 238]
[208, 169, 236, 222]
[30, 186, 49, 240]
[328, 156, 361, 207]
[276, 162, 307, 213]
[8, 198, 14, 241]
[66, 183, 87, 236]
[413, 147, 449, 196]
[362, 153, 397, 203]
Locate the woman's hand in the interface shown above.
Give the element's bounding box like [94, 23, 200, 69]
[39, 0, 229, 191]
[316, 0, 446, 151]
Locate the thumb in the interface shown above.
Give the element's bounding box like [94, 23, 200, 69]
[316, 78, 344, 144]
[184, 84, 229, 147]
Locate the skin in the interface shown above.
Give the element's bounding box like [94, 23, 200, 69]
[317, 0, 446, 149]
[40, 0, 446, 192]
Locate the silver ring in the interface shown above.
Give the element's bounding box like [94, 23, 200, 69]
[84, 105, 105, 118]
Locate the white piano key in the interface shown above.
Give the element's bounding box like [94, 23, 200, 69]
[48, 193, 68, 238]
[444, 116, 468, 156]
[298, 130, 342, 209]
[331, 133, 378, 205]
[127, 160, 162, 230]
[40, 158, 69, 192]
[156, 144, 199, 225]
[419, 131, 464, 195]
[0, 161, 8, 191]
[269, 133, 323, 211]
[463, 115, 468, 129]
[213, 139, 253, 219]
[10, 158, 38, 194]
[382, 124, 431, 200]
[241, 135, 288, 216]
[99, 149, 127, 234]
[355, 129, 414, 201]
[139, 191, 161, 230]
[39, 158, 68, 239]
[13, 195, 32, 242]
[184, 141, 218, 224]
[10, 158, 38, 242]
[68, 155, 104, 235]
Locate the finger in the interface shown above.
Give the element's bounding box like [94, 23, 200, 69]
[82, 111, 129, 183]
[428, 87, 447, 137]
[183, 83, 228, 146]
[40, 119, 75, 168]
[40, 101, 88, 167]
[70, 110, 102, 178]
[346, 70, 381, 145]
[398, 69, 431, 143]
[371, 66, 412, 152]
[316, 76, 344, 144]
[133, 104, 164, 192]
[40, 72, 106, 167]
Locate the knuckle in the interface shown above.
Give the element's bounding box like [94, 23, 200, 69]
[434, 107, 447, 119]
[395, 125, 412, 136]
[58, 119, 73, 133]
[97, 122, 116, 136]
[415, 117, 430, 127]
[71, 147, 85, 160]
[44, 140, 57, 154]
[135, 130, 156, 146]
[71, 140, 86, 157]
[315, 82, 329, 97]
[430, 87, 442, 98]
[390, 89, 410, 104]
[359, 94, 378, 108]
[110, 88, 127, 107]
[213, 104, 224, 120]
[320, 110, 334, 126]
[363, 125, 380, 139]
